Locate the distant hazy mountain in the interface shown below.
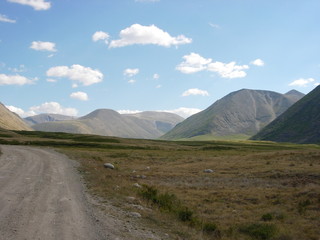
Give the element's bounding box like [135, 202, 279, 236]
[24, 113, 76, 126]
[0, 103, 32, 131]
[251, 86, 320, 144]
[32, 109, 184, 139]
[161, 89, 304, 140]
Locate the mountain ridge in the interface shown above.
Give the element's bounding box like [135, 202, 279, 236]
[161, 89, 304, 140]
[251, 86, 320, 143]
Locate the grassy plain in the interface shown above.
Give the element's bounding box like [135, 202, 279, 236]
[0, 130, 319, 239]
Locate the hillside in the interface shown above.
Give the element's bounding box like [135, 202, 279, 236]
[251, 86, 320, 144]
[32, 109, 183, 139]
[24, 113, 76, 126]
[161, 89, 304, 140]
[0, 103, 32, 131]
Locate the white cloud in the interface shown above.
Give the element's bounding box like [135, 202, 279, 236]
[128, 79, 136, 84]
[182, 88, 209, 97]
[156, 84, 162, 88]
[176, 52, 212, 74]
[251, 58, 265, 66]
[0, 14, 16, 23]
[7, 0, 51, 11]
[30, 102, 78, 116]
[92, 31, 110, 44]
[207, 61, 249, 79]
[161, 107, 202, 118]
[153, 73, 160, 79]
[46, 64, 103, 86]
[6, 105, 27, 117]
[289, 78, 315, 87]
[30, 41, 57, 52]
[46, 78, 57, 82]
[109, 24, 192, 48]
[0, 73, 35, 85]
[8, 64, 26, 73]
[124, 68, 139, 77]
[117, 110, 142, 114]
[176, 52, 249, 79]
[209, 22, 220, 29]
[70, 91, 89, 101]
[118, 107, 201, 118]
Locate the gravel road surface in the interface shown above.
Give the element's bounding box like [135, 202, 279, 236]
[0, 145, 165, 240]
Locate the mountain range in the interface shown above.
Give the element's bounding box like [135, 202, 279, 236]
[0, 103, 32, 131]
[24, 114, 76, 126]
[32, 109, 184, 139]
[251, 86, 320, 144]
[161, 89, 304, 140]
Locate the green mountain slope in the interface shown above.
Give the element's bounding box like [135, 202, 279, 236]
[0, 103, 32, 131]
[251, 86, 320, 144]
[32, 109, 183, 139]
[161, 89, 304, 140]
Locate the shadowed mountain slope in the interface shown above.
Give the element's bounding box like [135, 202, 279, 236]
[161, 89, 304, 140]
[251, 86, 320, 144]
[0, 103, 32, 131]
[32, 109, 183, 139]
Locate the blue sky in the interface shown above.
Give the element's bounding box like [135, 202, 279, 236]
[1, 0, 319, 118]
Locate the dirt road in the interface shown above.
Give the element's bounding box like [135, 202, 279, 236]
[0, 145, 164, 240]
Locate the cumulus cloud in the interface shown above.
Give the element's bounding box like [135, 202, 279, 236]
[162, 107, 202, 118]
[153, 73, 160, 79]
[6, 105, 27, 117]
[156, 84, 162, 88]
[70, 91, 89, 101]
[118, 107, 201, 118]
[8, 64, 26, 73]
[7, 0, 51, 11]
[30, 41, 57, 52]
[30, 102, 78, 116]
[92, 31, 110, 44]
[176, 52, 249, 79]
[289, 78, 315, 87]
[46, 64, 103, 86]
[109, 24, 192, 48]
[0, 73, 35, 85]
[0, 14, 16, 23]
[124, 68, 139, 77]
[7, 102, 77, 118]
[176, 52, 212, 74]
[128, 79, 136, 84]
[251, 59, 265, 66]
[182, 88, 209, 97]
[117, 110, 142, 114]
[207, 61, 249, 78]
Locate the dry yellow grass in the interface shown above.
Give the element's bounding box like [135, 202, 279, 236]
[59, 140, 320, 240]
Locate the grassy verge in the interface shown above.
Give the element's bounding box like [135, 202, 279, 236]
[1, 129, 320, 239]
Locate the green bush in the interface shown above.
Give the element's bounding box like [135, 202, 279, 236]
[203, 222, 221, 237]
[261, 213, 273, 221]
[177, 207, 193, 222]
[239, 223, 276, 240]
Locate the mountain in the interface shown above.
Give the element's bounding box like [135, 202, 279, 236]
[0, 103, 32, 131]
[24, 113, 76, 126]
[32, 109, 184, 139]
[161, 89, 304, 140]
[251, 86, 320, 144]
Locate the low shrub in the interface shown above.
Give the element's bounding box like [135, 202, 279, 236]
[239, 223, 276, 240]
[261, 213, 273, 221]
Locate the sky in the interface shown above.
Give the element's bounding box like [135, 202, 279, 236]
[0, 0, 319, 119]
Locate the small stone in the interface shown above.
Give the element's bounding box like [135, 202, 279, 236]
[133, 183, 142, 188]
[128, 212, 141, 218]
[140, 175, 147, 179]
[203, 169, 214, 173]
[104, 163, 115, 169]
